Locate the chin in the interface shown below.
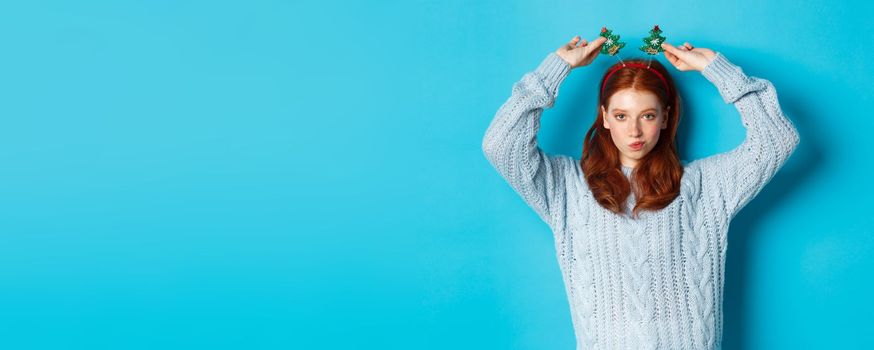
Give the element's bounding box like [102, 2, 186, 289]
[628, 151, 647, 160]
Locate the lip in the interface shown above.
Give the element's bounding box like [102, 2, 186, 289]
[629, 141, 644, 150]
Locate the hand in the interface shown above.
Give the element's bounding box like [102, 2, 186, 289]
[555, 36, 608, 69]
[660, 42, 717, 72]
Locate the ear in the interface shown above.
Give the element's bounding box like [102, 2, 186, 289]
[601, 105, 610, 129]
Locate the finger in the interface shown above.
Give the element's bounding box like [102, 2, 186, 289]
[662, 42, 688, 57]
[684, 42, 693, 49]
[564, 37, 579, 50]
[663, 50, 680, 66]
[586, 44, 601, 58]
[579, 39, 588, 47]
[664, 52, 676, 65]
[661, 42, 678, 53]
[587, 40, 604, 55]
[593, 36, 608, 46]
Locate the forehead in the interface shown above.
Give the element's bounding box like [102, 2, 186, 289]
[606, 88, 661, 111]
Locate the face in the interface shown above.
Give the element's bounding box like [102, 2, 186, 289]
[601, 88, 669, 168]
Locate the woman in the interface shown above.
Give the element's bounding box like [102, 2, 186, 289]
[481, 34, 800, 349]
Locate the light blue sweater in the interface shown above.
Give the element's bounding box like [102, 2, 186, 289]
[481, 52, 800, 350]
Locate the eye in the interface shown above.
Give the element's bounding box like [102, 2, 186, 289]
[643, 113, 656, 120]
[614, 114, 625, 120]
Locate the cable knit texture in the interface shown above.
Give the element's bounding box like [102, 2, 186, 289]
[481, 52, 800, 350]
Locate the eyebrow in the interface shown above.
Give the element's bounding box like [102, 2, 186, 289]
[611, 108, 658, 113]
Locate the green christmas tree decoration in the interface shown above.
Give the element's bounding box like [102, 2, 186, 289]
[639, 25, 666, 55]
[599, 27, 625, 56]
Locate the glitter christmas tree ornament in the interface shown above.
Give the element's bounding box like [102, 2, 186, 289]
[599, 27, 626, 56]
[639, 25, 667, 55]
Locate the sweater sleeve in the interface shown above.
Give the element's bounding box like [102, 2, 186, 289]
[481, 52, 575, 228]
[687, 52, 801, 220]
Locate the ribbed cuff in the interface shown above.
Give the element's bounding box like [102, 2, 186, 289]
[701, 52, 754, 104]
[536, 52, 573, 97]
[701, 52, 745, 87]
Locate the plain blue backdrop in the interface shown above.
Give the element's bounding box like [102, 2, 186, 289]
[0, 0, 872, 349]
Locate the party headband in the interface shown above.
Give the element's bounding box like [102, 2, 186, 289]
[600, 62, 671, 97]
[598, 25, 670, 96]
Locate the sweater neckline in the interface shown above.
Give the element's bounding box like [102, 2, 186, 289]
[621, 165, 634, 177]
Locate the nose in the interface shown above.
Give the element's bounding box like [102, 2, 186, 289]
[627, 119, 642, 137]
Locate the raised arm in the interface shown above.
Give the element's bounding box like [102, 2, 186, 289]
[687, 52, 801, 219]
[481, 52, 575, 227]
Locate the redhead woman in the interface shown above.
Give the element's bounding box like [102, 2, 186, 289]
[481, 34, 799, 349]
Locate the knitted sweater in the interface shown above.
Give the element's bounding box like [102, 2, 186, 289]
[481, 51, 800, 350]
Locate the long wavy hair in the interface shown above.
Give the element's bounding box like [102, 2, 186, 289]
[580, 57, 683, 218]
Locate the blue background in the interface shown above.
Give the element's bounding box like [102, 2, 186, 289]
[1, 0, 872, 349]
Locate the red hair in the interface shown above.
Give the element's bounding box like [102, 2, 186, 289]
[580, 57, 683, 218]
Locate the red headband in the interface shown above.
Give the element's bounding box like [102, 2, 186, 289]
[600, 62, 671, 98]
